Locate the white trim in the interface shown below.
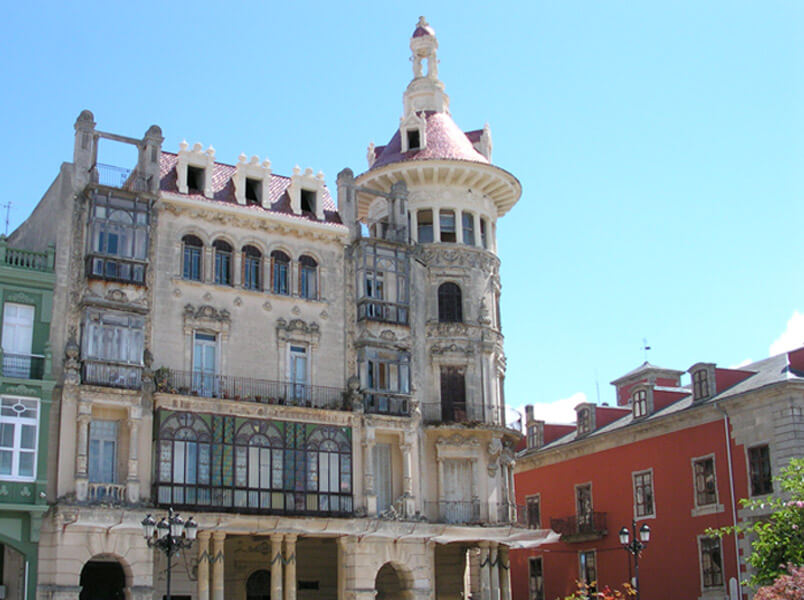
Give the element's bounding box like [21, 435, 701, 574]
[696, 534, 726, 599]
[631, 467, 656, 520]
[0, 397, 39, 482]
[745, 441, 774, 498]
[690, 453, 724, 517]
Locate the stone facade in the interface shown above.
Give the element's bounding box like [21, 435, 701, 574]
[9, 18, 550, 600]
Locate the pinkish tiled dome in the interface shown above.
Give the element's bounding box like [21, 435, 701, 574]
[412, 16, 435, 38]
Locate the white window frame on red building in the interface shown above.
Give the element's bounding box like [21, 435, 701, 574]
[631, 468, 655, 519]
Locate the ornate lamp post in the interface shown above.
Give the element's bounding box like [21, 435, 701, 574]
[618, 520, 650, 600]
[142, 508, 198, 599]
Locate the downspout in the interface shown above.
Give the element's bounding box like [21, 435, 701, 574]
[716, 402, 743, 600]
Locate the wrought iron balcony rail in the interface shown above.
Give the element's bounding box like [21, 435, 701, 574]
[92, 163, 150, 192]
[155, 368, 346, 410]
[424, 500, 481, 525]
[82, 359, 142, 390]
[1, 353, 45, 380]
[550, 512, 608, 541]
[364, 391, 410, 416]
[357, 299, 409, 325]
[86, 254, 147, 285]
[497, 502, 529, 526]
[421, 401, 506, 427]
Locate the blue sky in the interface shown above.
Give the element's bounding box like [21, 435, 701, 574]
[2, 2, 802, 423]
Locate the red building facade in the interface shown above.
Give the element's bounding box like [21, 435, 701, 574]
[511, 350, 804, 600]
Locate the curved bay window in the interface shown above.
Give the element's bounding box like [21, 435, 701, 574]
[242, 245, 262, 291]
[182, 235, 203, 281]
[632, 389, 647, 418]
[299, 255, 318, 300]
[438, 282, 463, 323]
[271, 251, 290, 295]
[155, 410, 353, 516]
[213, 240, 233, 286]
[87, 193, 150, 284]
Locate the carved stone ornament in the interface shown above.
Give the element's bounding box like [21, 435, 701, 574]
[64, 328, 81, 385]
[105, 289, 129, 304]
[487, 437, 503, 477]
[380, 330, 397, 341]
[276, 318, 321, 346]
[430, 342, 474, 357]
[436, 433, 480, 448]
[345, 375, 364, 412]
[263, 301, 272, 311]
[4, 384, 37, 397]
[183, 304, 232, 338]
[421, 247, 500, 274]
[427, 321, 470, 338]
[6, 292, 35, 304]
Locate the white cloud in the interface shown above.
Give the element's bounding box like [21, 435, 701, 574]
[769, 311, 804, 356]
[512, 392, 586, 424]
[730, 358, 752, 369]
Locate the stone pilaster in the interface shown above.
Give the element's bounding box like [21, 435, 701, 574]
[284, 534, 297, 600]
[212, 531, 226, 600]
[271, 534, 284, 600]
[196, 531, 210, 600]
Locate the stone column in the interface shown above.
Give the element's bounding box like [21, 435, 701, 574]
[410, 210, 419, 242]
[126, 414, 140, 503]
[233, 249, 242, 287]
[433, 209, 441, 242]
[363, 432, 376, 515]
[284, 534, 297, 600]
[499, 546, 511, 600]
[479, 542, 491, 600]
[75, 410, 91, 501]
[401, 440, 415, 517]
[489, 543, 500, 600]
[204, 246, 213, 283]
[473, 213, 482, 247]
[456, 210, 464, 244]
[271, 534, 284, 600]
[197, 531, 211, 600]
[212, 531, 226, 600]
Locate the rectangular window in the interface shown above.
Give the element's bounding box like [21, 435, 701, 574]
[290, 346, 308, 402]
[300, 189, 316, 214]
[440, 367, 466, 422]
[245, 178, 261, 205]
[748, 444, 773, 496]
[461, 212, 475, 246]
[439, 210, 456, 243]
[192, 333, 217, 397]
[693, 369, 709, 400]
[406, 129, 420, 151]
[88, 420, 118, 483]
[633, 469, 654, 518]
[694, 456, 717, 506]
[480, 218, 488, 249]
[576, 483, 593, 531]
[88, 194, 149, 284]
[700, 537, 724, 589]
[374, 443, 393, 513]
[529, 557, 544, 600]
[579, 551, 597, 594]
[83, 310, 144, 365]
[417, 210, 433, 243]
[187, 166, 204, 193]
[526, 423, 541, 449]
[526, 494, 541, 529]
[2, 303, 35, 378]
[0, 398, 38, 481]
[182, 243, 202, 281]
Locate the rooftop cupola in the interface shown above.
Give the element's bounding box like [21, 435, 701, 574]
[404, 16, 449, 115]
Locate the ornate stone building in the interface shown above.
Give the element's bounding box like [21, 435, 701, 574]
[10, 17, 552, 600]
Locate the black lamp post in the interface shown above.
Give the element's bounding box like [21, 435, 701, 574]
[618, 520, 650, 600]
[142, 508, 198, 600]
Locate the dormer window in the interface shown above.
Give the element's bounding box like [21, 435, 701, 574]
[245, 178, 261, 205]
[577, 408, 591, 434]
[187, 166, 205, 193]
[633, 389, 647, 418]
[526, 423, 542, 450]
[300, 189, 316, 214]
[406, 129, 421, 151]
[693, 370, 709, 400]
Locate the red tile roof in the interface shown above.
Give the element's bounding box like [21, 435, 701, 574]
[371, 112, 489, 169]
[159, 153, 342, 225]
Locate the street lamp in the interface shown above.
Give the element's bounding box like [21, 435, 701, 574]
[142, 508, 198, 600]
[619, 520, 650, 600]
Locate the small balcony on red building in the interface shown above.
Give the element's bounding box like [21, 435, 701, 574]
[550, 512, 608, 542]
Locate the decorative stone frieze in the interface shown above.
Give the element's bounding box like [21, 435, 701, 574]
[275, 318, 321, 346]
[182, 304, 231, 338]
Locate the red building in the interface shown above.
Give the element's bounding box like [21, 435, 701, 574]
[511, 348, 804, 600]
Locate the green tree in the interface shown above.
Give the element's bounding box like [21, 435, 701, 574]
[707, 458, 804, 587]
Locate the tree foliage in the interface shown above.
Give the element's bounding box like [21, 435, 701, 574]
[753, 565, 804, 600]
[707, 458, 804, 587]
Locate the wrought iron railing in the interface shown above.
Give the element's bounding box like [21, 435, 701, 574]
[550, 512, 608, 539]
[88, 482, 127, 504]
[93, 163, 150, 191]
[86, 254, 147, 285]
[421, 401, 505, 426]
[364, 392, 410, 416]
[357, 299, 409, 325]
[496, 502, 529, 526]
[82, 360, 142, 390]
[1, 353, 45, 380]
[424, 500, 481, 524]
[155, 369, 345, 410]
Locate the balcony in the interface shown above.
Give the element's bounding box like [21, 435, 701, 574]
[86, 254, 147, 285]
[82, 360, 142, 390]
[422, 401, 505, 427]
[92, 163, 150, 192]
[497, 502, 529, 527]
[550, 512, 608, 542]
[87, 482, 127, 505]
[357, 299, 409, 325]
[364, 391, 410, 416]
[424, 500, 481, 524]
[0, 239, 55, 272]
[155, 369, 345, 411]
[1, 353, 46, 380]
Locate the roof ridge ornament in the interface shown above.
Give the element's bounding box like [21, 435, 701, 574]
[405, 17, 449, 114]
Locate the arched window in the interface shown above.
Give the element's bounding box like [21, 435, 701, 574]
[306, 426, 352, 513]
[299, 255, 318, 300]
[233, 420, 283, 509]
[213, 240, 233, 286]
[242, 245, 262, 291]
[182, 235, 203, 281]
[156, 412, 213, 506]
[438, 282, 462, 322]
[632, 389, 647, 418]
[270, 251, 290, 295]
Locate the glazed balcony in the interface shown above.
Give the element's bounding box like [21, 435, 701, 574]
[85, 254, 147, 285]
[363, 391, 411, 416]
[155, 368, 346, 411]
[357, 299, 409, 326]
[550, 512, 608, 542]
[82, 359, 142, 390]
[422, 401, 505, 427]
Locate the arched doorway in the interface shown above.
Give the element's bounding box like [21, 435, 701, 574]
[79, 558, 125, 600]
[375, 562, 413, 600]
[246, 569, 271, 600]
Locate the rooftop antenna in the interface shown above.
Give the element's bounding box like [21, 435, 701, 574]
[1, 202, 11, 235]
[642, 337, 652, 363]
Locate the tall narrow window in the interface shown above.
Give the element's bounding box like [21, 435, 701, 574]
[88, 420, 118, 483]
[406, 129, 420, 151]
[213, 240, 233, 286]
[245, 178, 261, 205]
[300, 190, 316, 214]
[578, 551, 597, 594]
[577, 408, 592, 434]
[633, 470, 654, 518]
[700, 537, 724, 590]
[694, 457, 717, 506]
[417, 210, 433, 243]
[440, 367, 466, 422]
[693, 369, 709, 400]
[2, 303, 34, 378]
[480, 218, 488, 249]
[576, 483, 593, 531]
[632, 389, 647, 418]
[526, 495, 541, 529]
[187, 166, 205, 193]
[529, 557, 545, 600]
[182, 235, 203, 281]
[462, 212, 475, 246]
[439, 210, 456, 243]
[290, 346, 308, 403]
[192, 333, 217, 397]
[0, 398, 38, 481]
[526, 423, 542, 450]
[271, 251, 290, 295]
[242, 245, 262, 291]
[374, 443, 393, 513]
[748, 444, 772, 496]
[438, 282, 462, 323]
[88, 194, 149, 284]
[299, 255, 318, 300]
